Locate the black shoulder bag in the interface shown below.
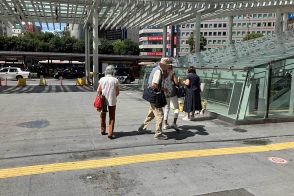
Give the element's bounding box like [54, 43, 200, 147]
[143, 70, 167, 108]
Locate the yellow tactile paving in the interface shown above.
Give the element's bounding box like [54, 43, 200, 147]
[0, 142, 293, 179]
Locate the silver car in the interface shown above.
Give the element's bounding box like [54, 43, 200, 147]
[0, 67, 30, 80]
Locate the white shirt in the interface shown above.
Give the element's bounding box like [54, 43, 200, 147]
[152, 67, 163, 85]
[99, 75, 119, 106]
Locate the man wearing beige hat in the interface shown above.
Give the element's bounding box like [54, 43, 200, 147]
[138, 57, 172, 140]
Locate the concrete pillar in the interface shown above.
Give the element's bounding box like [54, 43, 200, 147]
[283, 13, 288, 32]
[194, 14, 201, 53]
[162, 25, 167, 57]
[93, 8, 99, 90]
[84, 24, 90, 84]
[227, 16, 233, 44]
[275, 8, 282, 35]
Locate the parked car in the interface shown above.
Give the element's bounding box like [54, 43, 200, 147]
[0, 67, 30, 80]
[54, 68, 85, 79]
[115, 67, 135, 84]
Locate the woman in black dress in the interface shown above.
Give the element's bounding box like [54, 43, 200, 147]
[183, 66, 202, 120]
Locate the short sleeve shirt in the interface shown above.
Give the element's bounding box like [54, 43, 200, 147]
[98, 76, 119, 106]
[151, 67, 163, 85]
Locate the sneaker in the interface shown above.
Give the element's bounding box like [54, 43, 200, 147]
[138, 124, 147, 133]
[182, 116, 191, 121]
[163, 123, 171, 130]
[154, 133, 168, 140]
[171, 123, 178, 129]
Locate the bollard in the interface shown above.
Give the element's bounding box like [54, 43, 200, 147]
[59, 76, 63, 86]
[76, 78, 85, 86]
[17, 78, 26, 87]
[39, 75, 47, 86]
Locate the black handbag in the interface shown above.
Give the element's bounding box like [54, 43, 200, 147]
[143, 88, 167, 108]
[176, 86, 186, 97]
[155, 90, 167, 108]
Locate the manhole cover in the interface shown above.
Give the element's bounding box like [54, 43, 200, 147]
[17, 119, 49, 128]
[268, 157, 288, 164]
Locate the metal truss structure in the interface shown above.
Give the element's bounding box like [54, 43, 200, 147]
[0, 0, 293, 30]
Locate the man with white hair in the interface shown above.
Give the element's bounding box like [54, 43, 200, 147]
[138, 57, 172, 140]
[97, 65, 120, 139]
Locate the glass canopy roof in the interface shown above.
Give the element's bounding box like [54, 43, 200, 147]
[0, 0, 293, 30]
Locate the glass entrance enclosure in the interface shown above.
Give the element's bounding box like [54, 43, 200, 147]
[139, 30, 294, 124]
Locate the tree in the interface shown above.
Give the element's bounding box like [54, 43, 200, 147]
[243, 32, 264, 41]
[112, 39, 139, 55]
[187, 33, 207, 52]
[98, 38, 114, 54]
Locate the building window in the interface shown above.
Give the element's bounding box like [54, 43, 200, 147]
[223, 32, 227, 36]
[253, 14, 257, 18]
[209, 32, 212, 36]
[237, 23, 241, 27]
[257, 22, 261, 27]
[186, 24, 190, 28]
[204, 32, 207, 36]
[191, 24, 195, 28]
[209, 24, 213, 28]
[263, 22, 267, 27]
[204, 24, 208, 28]
[213, 32, 217, 36]
[268, 13, 273, 18]
[214, 24, 217, 28]
[200, 24, 203, 28]
[263, 14, 268, 18]
[186, 32, 189, 36]
[242, 23, 247, 27]
[268, 22, 272, 27]
[181, 40, 185, 44]
[218, 32, 222, 36]
[182, 24, 185, 28]
[258, 14, 262, 18]
[218, 23, 222, 28]
[223, 23, 227, 28]
[233, 23, 236, 27]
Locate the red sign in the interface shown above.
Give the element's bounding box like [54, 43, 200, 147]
[268, 157, 288, 164]
[147, 52, 162, 56]
[148, 36, 163, 41]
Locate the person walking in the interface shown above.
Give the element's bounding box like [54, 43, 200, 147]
[97, 65, 120, 139]
[162, 64, 179, 130]
[138, 57, 172, 140]
[183, 66, 202, 120]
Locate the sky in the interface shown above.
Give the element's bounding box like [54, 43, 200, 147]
[39, 23, 66, 32]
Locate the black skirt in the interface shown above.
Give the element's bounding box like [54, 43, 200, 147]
[184, 90, 202, 113]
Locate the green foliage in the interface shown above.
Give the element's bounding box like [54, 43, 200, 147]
[0, 32, 139, 55]
[0, 31, 85, 53]
[187, 33, 207, 52]
[243, 32, 264, 41]
[112, 39, 139, 55]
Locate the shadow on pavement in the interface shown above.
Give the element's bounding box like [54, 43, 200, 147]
[0, 85, 93, 94]
[178, 125, 209, 136]
[113, 125, 208, 140]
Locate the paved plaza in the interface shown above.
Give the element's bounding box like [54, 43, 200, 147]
[0, 85, 294, 196]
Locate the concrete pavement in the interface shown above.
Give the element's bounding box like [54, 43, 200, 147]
[0, 86, 293, 196]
